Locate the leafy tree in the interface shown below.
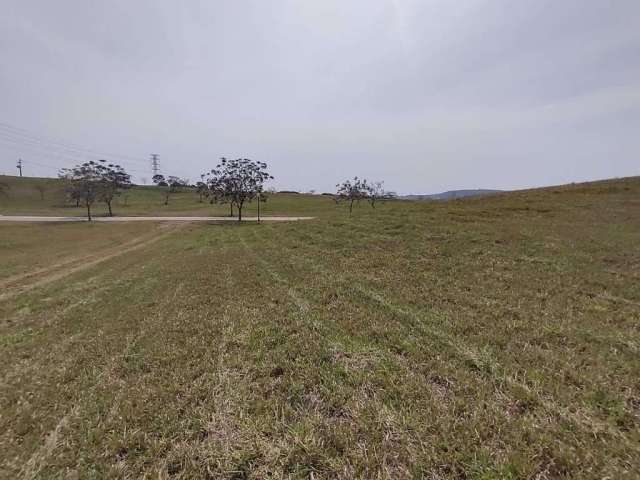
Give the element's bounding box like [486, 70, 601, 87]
[204, 157, 272, 221]
[59, 161, 104, 220]
[152, 174, 167, 187]
[99, 161, 131, 216]
[335, 177, 370, 215]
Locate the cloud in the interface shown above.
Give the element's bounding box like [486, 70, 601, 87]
[1, 0, 638, 193]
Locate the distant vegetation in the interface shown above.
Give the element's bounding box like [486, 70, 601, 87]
[151, 174, 189, 206]
[59, 160, 132, 220]
[0, 174, 334, 218]
[335, 177, 396, 215]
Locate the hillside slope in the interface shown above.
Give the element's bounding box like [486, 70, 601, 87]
[1, 175, 639, 477]
[0, 175, 336, 217]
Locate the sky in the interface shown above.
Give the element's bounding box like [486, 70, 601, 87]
[1, 0, 638, 194]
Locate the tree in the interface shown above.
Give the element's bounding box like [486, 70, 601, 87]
[61, 175, 82, 207]
[204, 157, 273, 221]
[152, 174, 167, 187]
[59, 161, 104, 220]
[195, 179, 207, 203]
[34, 183, 48, 201]
[335, 177, 370, 216]
[99, 161, 131, 216]
[153, 174, 185, 205]
[365, 181, 395, 209]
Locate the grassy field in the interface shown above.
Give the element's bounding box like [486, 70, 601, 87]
[0, 175, 334, 218]
[1, 176, 639, 478]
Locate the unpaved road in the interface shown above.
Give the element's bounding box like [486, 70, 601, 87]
[0, 215, 314, 222]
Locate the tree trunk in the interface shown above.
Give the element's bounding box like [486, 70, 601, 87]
[86, 202, 92, 221]
[237, 203, 243, 222]
[349, 199, 354, 216]
[76, 198, 80, 207]
[230, 203, 234, 217]
[107, 200, 113, 217]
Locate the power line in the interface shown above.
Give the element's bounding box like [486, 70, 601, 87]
[0, 121, 149, 164]
[0, 135, 148, 174]
[0, 120, 177, 178]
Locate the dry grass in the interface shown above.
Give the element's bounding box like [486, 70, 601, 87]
[0, 176, 639, 478]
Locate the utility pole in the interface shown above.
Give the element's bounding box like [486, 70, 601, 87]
[150, 154, 160, 177]
[16, 158, 23, 177]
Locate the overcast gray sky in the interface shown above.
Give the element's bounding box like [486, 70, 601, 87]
[1, 0, 638, 194]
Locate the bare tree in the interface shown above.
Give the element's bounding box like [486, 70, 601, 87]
[61, 176, 82, 207]
[153, 174, 183, 205]
[335, 177, 369, 216]
[204, 157, 273, 221]
[365, 181, 395, 209]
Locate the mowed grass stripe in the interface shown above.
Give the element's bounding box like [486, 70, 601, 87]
[236, 227, 507, 477]
[237, 226, 610, 477]
[258, 217, 640, 430]
[1, 230, 189, 476]
[238, 223, 640, 471]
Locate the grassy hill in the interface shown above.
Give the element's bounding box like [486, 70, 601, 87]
[0, 175, 337, 217]
[1, 176, 639, 478]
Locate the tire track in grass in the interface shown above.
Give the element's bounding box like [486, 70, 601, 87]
[3, 272, 165, 477]
[9, 270, 188, 478]
[1, 232, 186, 477]
[238, 232, 310, 315]
[250, 225, 640, 451]
[1, 225, 186, 384]
[0, 224, 185, 303]
[19, 406, 80, 480]
[0, 226, 173, 289]
[237, 228, 458, 477]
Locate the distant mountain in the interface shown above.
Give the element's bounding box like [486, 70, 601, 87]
[401, 189, 503, 201]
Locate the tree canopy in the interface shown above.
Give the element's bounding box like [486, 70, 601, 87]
[59, 160, 131, 220]
[204, 158, 273, 221]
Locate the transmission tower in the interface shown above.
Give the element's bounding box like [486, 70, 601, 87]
[16, 158, 23, 177]
[150, 154, 160, 177]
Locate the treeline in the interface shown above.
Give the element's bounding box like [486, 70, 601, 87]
[55, 157, 395, 220]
